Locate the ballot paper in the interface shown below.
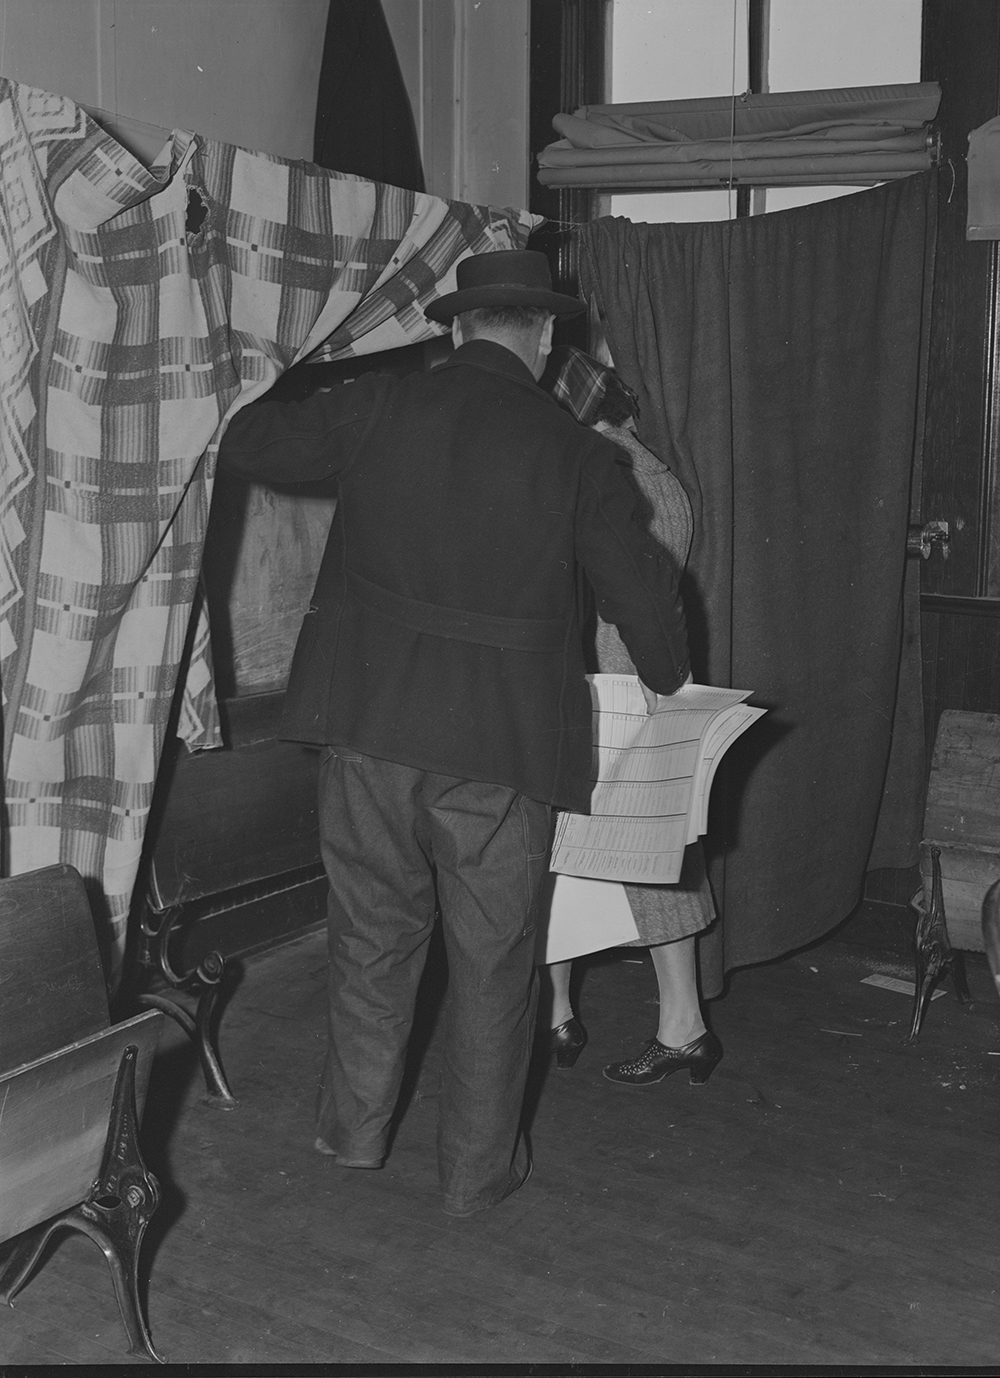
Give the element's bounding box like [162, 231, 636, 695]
[549, 676, 766, 885]
[536, 873, 642, 965]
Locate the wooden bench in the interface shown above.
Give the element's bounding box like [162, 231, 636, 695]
[134, 690, 326, 1107]
[906, 710, 1000, 1037]
[922, 709, 1000, 952]
[0, 865, 165, 1362]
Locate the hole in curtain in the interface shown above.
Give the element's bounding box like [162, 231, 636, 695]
[185, 188, 209, 237]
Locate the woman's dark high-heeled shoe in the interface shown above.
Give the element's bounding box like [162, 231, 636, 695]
[602, 1030, 722, 1086]
[549, 1017, 587, 1068]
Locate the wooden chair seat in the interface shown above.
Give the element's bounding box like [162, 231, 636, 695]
[0, 865, 164, 1361]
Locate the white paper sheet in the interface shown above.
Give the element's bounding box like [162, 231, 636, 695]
[537, 874, 640, 964]
[549, 676, 766, 884]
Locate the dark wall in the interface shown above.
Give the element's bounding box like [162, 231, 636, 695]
[919, 2, 1000, 752]
[528, 0, 606, 349]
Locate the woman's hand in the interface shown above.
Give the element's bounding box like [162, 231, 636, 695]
[639, 671, 693, 715]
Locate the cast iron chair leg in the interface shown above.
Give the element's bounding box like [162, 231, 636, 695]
[139, 960, 237, 1108]
[983, 878, 1000, 998]
[138, 905, 237, 1108]
[909, 948, 939, 1043]
[908, 843, 971, 1041]
[0, 1045, 163, 1363]
[0, 1229, 56, 1305]
[950, 946, 972, 1004]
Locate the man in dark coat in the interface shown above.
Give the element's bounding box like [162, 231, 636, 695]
[218, 250, 689, 1216]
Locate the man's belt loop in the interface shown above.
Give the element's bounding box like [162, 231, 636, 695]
[345, 569, 564, 653]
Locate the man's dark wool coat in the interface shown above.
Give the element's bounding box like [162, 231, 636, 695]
[218, 339, 689, 812]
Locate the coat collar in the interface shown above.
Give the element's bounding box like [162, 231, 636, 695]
[439, 339, 559, 406]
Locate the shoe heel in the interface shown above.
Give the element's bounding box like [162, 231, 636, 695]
[688, 1039, 722, 1086]
[688, 1060, 718, 1086]
[549, 1017, 586, 1069]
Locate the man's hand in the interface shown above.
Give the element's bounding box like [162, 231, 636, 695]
[639, 671, 694, 715]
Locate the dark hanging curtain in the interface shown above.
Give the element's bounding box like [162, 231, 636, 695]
[578, 171, 938, 993]
[313, 0, 425, 192]
[270, 0, 426, 398]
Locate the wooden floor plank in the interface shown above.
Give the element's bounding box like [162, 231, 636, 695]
[160, 1218, 662, 1365]
[1, 910, 996, 1366]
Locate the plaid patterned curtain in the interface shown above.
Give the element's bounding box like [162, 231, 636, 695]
[0, 80, 536, 979]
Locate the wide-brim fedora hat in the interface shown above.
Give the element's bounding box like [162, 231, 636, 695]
[424, 249, 585, 323]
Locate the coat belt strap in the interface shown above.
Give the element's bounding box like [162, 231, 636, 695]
[345, 569, 565, 653]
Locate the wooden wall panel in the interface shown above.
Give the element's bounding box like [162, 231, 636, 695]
[382, 0, 531, 209]
[922, 608, 1000, 731]
[0, 0, 328, 163]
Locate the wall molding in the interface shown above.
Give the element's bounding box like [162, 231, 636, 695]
[921, 593, 1000, 616]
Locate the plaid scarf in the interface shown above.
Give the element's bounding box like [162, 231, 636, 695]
[543, 345, 639, 426]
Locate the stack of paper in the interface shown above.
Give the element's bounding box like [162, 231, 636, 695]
[549, 676, 766, 885]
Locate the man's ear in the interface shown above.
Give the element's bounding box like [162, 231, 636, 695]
[540, 315, 555, 357]
[531, 314, 556, 379]
[451, 318, 464, 349]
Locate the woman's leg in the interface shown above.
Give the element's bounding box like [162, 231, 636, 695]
[547, 959, 575, 1028]
[602, 934, 718, 1085]
[649, 935, 707, 1047]
[543, 957, 587, 1066]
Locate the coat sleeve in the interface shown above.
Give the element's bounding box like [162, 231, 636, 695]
[217, 373, 390, 483]
[574, 438, 690, 694]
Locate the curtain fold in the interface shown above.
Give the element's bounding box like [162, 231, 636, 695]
[579, 171, 937, 989]
[0, 79, 535, 979]
[539, 83, 941, 190]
